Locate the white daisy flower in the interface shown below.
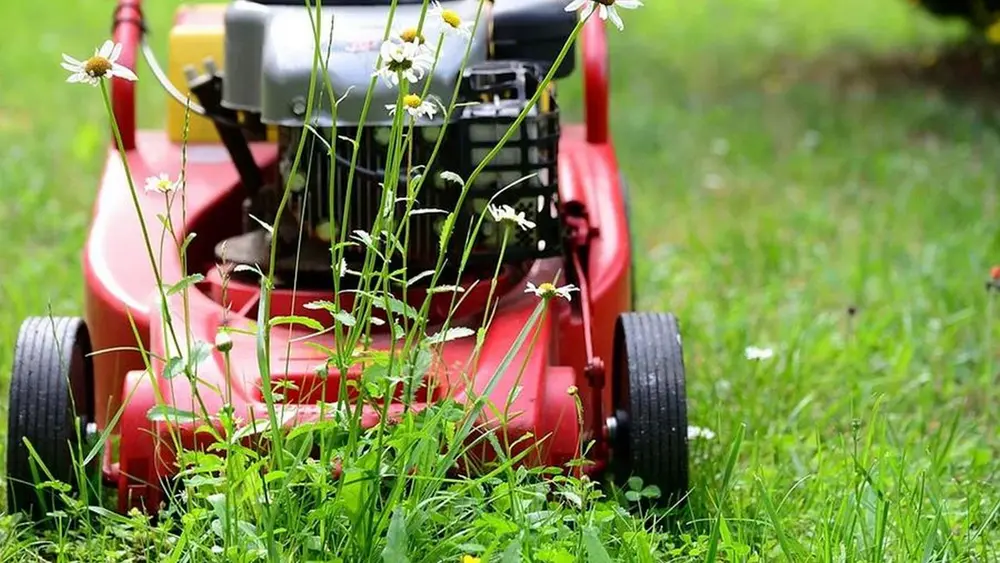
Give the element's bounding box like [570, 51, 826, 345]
[385, 93, 441, 120]
[61, 40, 138, 86]
[564, 0, 643, 31]
[744, 346, 774, 361]
[488, 204, 536, 231]
[431, 1, 473, 38]
[525, 282, 579, 302]
[687, 425, 716, 441]
[373, 38, 434, 88]
[144, 173, 179, 194]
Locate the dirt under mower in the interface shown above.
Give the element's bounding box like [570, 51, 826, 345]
[5, 0, 691, 518]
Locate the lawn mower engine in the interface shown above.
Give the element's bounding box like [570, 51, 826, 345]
[196, 0, 573, 288]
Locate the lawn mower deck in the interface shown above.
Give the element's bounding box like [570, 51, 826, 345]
[5, 0, 691, 518]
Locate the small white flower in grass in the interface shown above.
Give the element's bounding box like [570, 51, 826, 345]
[374, 38, 434, 88]
[525, 282, 579, 302]
[687, 425, 716, 441]
[62, 40, 137, 86]
[386, 93, 441, 120]
[489, 204, 536, 231]
[431, 1, 473, 38]
[144, 173, 179, 194]
[745, 346, 774, 361]
[564, 0, 643, 31]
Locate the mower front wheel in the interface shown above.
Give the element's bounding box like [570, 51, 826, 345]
[5, 316, 96, 519]
[608, 312, 690, 506]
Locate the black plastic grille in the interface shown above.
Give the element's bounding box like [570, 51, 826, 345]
[275, 60, 563, 272]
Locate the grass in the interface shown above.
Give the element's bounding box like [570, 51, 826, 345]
[3, 0, 1000, 560]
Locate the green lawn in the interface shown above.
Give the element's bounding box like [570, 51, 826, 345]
[3, 0, 1000, 560]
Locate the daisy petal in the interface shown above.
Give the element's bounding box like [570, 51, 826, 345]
[98, 40, 115, 58]
[109, 42, 123, 64]
[111, 63, 138, 81]
[608, 8, 624, 30]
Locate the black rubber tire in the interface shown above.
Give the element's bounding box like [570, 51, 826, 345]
[6, 316, 95, 519]
[610, 312, 689, 506]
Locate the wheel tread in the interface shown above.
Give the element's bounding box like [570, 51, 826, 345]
[615, 311, 689, 504]
[6, 316, 90, 518]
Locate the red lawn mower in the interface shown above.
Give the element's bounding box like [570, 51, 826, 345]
[5, 0, 690, 518]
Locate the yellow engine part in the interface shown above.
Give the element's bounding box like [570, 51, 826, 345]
[166, 4, 276, 144]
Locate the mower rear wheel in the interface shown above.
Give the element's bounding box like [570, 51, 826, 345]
[6, 316, 95, 519]
[609, 312, 689, 506]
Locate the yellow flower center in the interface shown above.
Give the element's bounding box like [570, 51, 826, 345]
[403, 94, 422, 109]
[538, 282, 556, 294]
[155, 179, 174, 192]
[442, 9, 462, 28]
[84, 56, 113, 78]
[400, 27, 425, 44]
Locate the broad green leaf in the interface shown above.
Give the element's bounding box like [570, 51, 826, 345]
[582, 527, 613, 563]
[501, 539, 522, 563]
[180, 340, 213, 379]
[367, 292, 421, 320]
[382, 507, 410, 563]
[406, 270, 435, 286]
[303, 300, 337, 311]
[427, 284, 465, 294]
[439, 212, 456, 251]
[333, 310, 356, 327]
[146, 405, 199, 424]
[180, 232, 197, 255]
[264, 470, 288, 484]
[165, 274, 205, 296]
[302, 301, 356, 326]
[426, 326, 475, 345]
[440, 170, 465, 187]
[163, 356, 185, 380]
[269, 315, 325, 332]
[352, 230, 374, 247]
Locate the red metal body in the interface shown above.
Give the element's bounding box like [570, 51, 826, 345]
[93, 3, 627, 513]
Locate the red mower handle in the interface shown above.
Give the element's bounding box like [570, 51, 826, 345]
[582, 13, 609, 145]
[111, 0, 142, 151]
